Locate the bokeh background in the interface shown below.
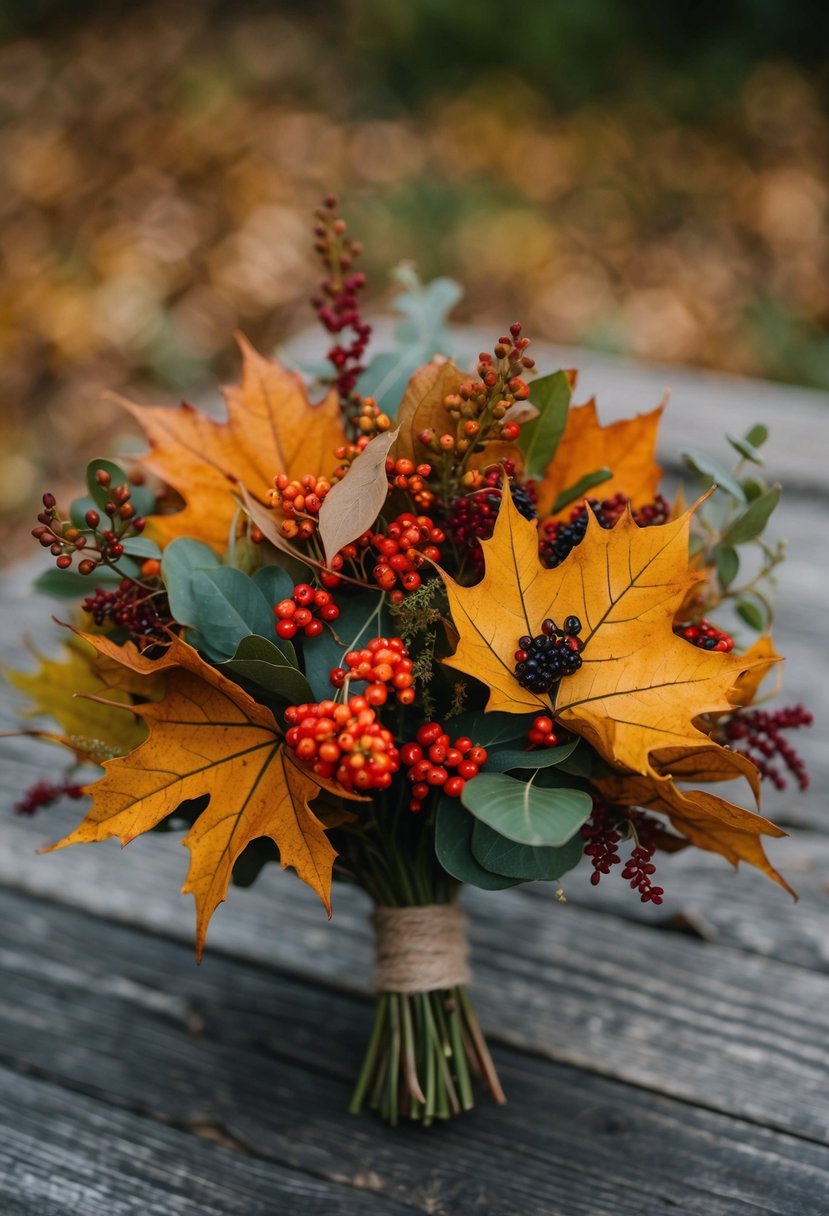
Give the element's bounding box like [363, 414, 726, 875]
[2, 0, 828, 554]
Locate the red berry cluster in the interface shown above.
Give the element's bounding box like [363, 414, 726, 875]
[527, 715, 560, 748]
[329, 636, 415, 706]
[319, 531, 373, 590]
[284, 696, 400, 792]
[401, 722, 488, 812]
[267, 473, 331, 541]
[385, 457, 435, 510]
[674, 619, 734, 652]
[274, 584, 339, 640]
[15, 779, 85, 816]
[82, 578, 173, 649]
[581, 804, 664, 904]
[723, 704, 812, 790]
[311, 195, 371, 404]
[372, 512, 445, 601]
[32, 472, 147, 575]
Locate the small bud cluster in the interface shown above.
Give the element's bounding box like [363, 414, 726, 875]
[385, 457, 435, 510]
[723, 703, 812, 790]
[371, 512, 445, 601]
[284, 696, 400, 792]
[351, 396, 392, 439]
[514, 616, 584, 696]
[418, 323, 535, 461]
[15, 779, 85, 816]
[329, 635, 415, 706]
[674, 618, 734, 652]
[539, 493, 670, 569]
[445, 466, 537, 569]
[311, 195, 372, 405]
[581, 803, 664, 904]
[274, 583, 339, 640]
[401, 722, 488, 812]
[32, 472, 147, 575]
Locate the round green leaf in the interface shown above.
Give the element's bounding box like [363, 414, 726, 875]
[435, 797, 521, 890]
[221, 635, 311, 704]
[471, 820, 584, 881]
[461, 772, 592, 847]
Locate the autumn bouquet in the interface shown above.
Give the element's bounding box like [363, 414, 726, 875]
[11, 198, 811, 1126]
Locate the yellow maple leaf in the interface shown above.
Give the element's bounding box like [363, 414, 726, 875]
[535, 398, 664, 519]
[439, 491, 755, 781]
[5, 633, 156, 759]
[733, 634, 783, 707]
[120, 334, 348, 553]
[594, 768, 792, 895]
[44, 634, 363, 959]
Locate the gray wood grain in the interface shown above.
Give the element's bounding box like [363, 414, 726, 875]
[0, 1068, 416, 1216]
[3, 891, 829, 1216]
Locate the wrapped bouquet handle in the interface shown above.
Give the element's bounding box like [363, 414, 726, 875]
[350, 902, 506, 1125]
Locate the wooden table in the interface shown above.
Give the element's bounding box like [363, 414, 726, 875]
[2, 343, 828, 1215]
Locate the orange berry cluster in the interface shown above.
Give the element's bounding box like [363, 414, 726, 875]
[385, 457, 435, 510]
[284, 696, 400, 792]
[527, 715, 560, 748]
[267, 473, 332, 540]
[401, 722, 488, 812]
[274, 583, 339, 639]
[330, 635, 415, 706]
[372, 512, 445, 600]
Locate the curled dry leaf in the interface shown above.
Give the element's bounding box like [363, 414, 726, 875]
[318, 428, 399, 564]
[43, 633, 364, 959]
[120, 334, 348, 553]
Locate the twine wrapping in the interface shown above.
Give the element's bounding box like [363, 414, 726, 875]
[372, 904, 471, 994]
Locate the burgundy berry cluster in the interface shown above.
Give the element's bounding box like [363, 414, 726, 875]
[723, 704, 812, 790]
[274, 583, 339, 640]
[445, 464, 537, 569]
[401, 723, 488, 813]
[539, 493, 670, 569]
[311, 195, 371, 406]
[82, 578, 173, 649]
[581, 804, 664, 904]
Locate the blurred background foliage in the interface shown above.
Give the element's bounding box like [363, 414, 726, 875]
[1, 0, 828, 551]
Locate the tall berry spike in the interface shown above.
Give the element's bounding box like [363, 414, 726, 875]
[311, 196, 372, 411]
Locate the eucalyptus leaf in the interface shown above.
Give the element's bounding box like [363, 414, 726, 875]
[33, 566, 122, 598]
[162, 537, 221, 625]
[682, 450, 746, 504]
[552, 467, 613, 514]
[714, 545, 740, 589]
[121, 536, 162, 560]
[461, 772, 592, 847]
[435, 797, 521, 890]
[69, 495, 100, 529]
[188, 568, 276, 661]
[252, 564, 296, 606]
[744, 424, 769, 449]
[518, 371, 571, 479]
[471, 820, 584, 881]
[446, 710, 534, 751]
[484, 738, 578, 773]
[720, 486, 781, 547]
[220, 635, 312, 704]
[727, 434, 764, 466]
[736, 599, 765, 631]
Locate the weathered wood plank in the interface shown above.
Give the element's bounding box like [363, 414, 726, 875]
[0, 1067, 416, 1216]
[2, 839, 829, 1146]
[3, 891, 829, 1216]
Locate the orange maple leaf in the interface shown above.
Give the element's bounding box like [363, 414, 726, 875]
[535, 397, 664, 519]
[120, 334, 348, 553]
[44, 633, 363, 958]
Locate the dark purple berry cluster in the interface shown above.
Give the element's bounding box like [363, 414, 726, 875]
[513, 615, 584, 695]
[539, 493, 670, 569]
[82, 579, 173, 651]
[446, 469, 538, 570]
